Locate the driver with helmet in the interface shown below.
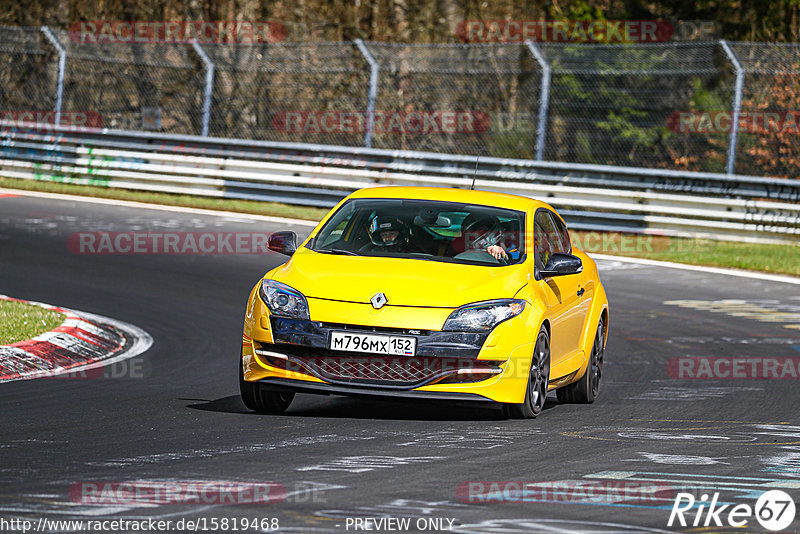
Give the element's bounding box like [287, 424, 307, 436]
[363, 215, 412, 253]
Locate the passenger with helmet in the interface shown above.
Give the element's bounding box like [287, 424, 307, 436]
[362, 215, 412, 253]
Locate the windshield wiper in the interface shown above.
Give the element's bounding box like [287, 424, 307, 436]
[316, 248, 359, 256]
[405, 253, 438, 262]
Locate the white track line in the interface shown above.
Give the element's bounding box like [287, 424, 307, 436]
[0, 187, 318, 227]
[593, 254, 800, 286]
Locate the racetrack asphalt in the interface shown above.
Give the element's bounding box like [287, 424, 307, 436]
[1, 192, 799, 533]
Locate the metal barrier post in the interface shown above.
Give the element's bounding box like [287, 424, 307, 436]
[720, 40, 744, 176]
[354, 39, 379, 148]
[191, 42, 214, 137]
[525, 40, 551, 162]
[41, 26, 65, 126]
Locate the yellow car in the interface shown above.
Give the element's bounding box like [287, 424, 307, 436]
[240, 186, 609, 418]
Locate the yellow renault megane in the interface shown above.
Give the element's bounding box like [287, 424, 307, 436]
[240, 187, 609, 418]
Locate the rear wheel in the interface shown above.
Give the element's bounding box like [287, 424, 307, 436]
[557, 317, 604, 404]
[504, 326, 550, 419]
[239, 353, 294, 414]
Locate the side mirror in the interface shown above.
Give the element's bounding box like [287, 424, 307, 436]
[268, 231, 297, 256]
[540, 253, 583, 277]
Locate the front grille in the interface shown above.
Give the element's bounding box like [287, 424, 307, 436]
[257, 344, 501, 388]
[297, 355, 444, 384]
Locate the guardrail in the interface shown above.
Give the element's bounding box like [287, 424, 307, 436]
[1, 122, 799, 245]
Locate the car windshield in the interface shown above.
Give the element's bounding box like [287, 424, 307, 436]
[309, 198, 526, 266]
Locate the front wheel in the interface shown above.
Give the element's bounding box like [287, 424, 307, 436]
[239, 354, 294, 414]
[504, 326, 550, 419]
[557, 317, 605, 404]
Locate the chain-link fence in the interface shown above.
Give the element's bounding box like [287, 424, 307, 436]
[0, 26, 59, 112]
[49, 28, 206, 135]
[730, 42, 800, 178]
[1, 26, 797, 178]
[367, 43, 542, 157]
[202, 42, 370, 142]
[539, 42, 732, 172]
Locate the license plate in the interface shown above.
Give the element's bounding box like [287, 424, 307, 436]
[329, 331, 416, 356]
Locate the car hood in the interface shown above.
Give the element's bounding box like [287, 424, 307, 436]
[270, 249, 529, 308]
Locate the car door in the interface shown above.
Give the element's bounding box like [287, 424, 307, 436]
[534, 209, 584, 365]
[551, 211, 592, 349]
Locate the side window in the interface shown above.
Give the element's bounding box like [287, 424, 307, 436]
[318, 210, 370, 249]
[321, 218, 350, 246]
[534, 210, 562, 269]
[549, 212, 571, 254]
[347, 210, 376, 249]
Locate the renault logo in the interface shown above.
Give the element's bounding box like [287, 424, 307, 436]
[370, 292, 388, 309]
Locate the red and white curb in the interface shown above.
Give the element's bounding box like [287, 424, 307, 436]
[0, 295, 153, 381]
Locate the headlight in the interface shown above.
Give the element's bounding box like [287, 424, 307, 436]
[259, 279, 310, 320]
[442, 299, 525, 332]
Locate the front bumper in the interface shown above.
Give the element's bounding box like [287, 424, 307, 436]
[242, 295, 539, 404]
[256, 377, 497, 404]
[255, 317, 503, 389]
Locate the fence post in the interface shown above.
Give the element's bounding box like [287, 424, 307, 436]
[354, 39, 379, 148]
[720, 40, 744, 176]
[41, 26, 66, 126]
[191, 42, 214, 137]
[525, 40, 551, 162]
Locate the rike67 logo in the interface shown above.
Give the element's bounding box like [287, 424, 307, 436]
[668, 490, 796, 531]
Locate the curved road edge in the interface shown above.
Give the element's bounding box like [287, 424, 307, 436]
[0, 295, 154, 382]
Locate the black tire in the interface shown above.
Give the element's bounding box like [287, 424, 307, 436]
[504, 326, 550, 419]
[557, 317, 605, 404]
[239, 354, 294, 414]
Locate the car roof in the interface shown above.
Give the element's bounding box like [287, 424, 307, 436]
[347, 186, 556, 213]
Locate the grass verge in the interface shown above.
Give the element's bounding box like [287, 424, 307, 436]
[0, 299, 65, 345]
[1, 176, 798, 277]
